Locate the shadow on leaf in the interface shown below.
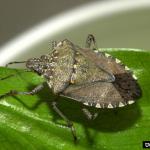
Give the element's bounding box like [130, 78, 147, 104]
[10, 82, 142, 146]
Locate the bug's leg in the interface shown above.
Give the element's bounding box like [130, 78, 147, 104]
[82, 108, 99, 120]
[93, 112, 99, 120]
[85, 34, 97, 50]
[82, 108, 92, 120]
[5, 61, 27, 67]
[52, 100, 77, 141]
[0, 83, 44, 99]
[0, 74, 16, 80]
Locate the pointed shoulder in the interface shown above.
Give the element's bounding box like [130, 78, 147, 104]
[46, 39, 76, 93]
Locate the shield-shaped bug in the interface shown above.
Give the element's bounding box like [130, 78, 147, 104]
[0, 34, 141, 141]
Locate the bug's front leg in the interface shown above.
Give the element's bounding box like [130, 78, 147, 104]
[0, 83, 44, 99]
[85, 34, 97, 50]
[52, 100, 77, 141]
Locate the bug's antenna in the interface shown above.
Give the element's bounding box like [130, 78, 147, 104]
[5, 61, 27, 67]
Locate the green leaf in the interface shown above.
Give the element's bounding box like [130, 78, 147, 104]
[0, 48, 149, 150]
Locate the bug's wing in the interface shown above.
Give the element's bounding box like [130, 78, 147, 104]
[62, 76, 141, 108]
[75, 47, 141, 98]
[75, 47, 138, 82]
[70, 48, 115, 86]
[62, 82, 123, 108]
[62, 47, 141, 108]
[76, 47, 115, 78]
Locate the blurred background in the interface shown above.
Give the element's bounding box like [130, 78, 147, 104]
[0, 0, 150, 65]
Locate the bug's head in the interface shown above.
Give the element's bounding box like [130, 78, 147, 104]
[26, 55, 53, 76]
[26, 58, 44, 74]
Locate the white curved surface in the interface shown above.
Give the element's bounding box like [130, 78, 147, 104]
[0, 0, 150, 65]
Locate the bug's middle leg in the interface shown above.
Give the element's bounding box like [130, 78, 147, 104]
[52, 100, 77, 141]
[0, 83, 44, 99]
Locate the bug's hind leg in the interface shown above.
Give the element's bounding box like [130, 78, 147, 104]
[0, 83, 44, 99]
[85, 34, 97, 50]
[52, 100, 77, 141]
[82, 107, 98, 120]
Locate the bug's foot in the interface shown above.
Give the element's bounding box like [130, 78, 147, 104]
[67, 121, 78, 141]
[0, 90, 17, 99]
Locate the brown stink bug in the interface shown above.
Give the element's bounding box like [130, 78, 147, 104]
[0, 34, 141, 141]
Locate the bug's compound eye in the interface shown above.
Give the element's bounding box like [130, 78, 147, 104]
[40, 55, 50, 61]
[26, 59, 33, 69]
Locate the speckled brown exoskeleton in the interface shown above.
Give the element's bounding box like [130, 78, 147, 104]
[0, 34, 141, 141]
